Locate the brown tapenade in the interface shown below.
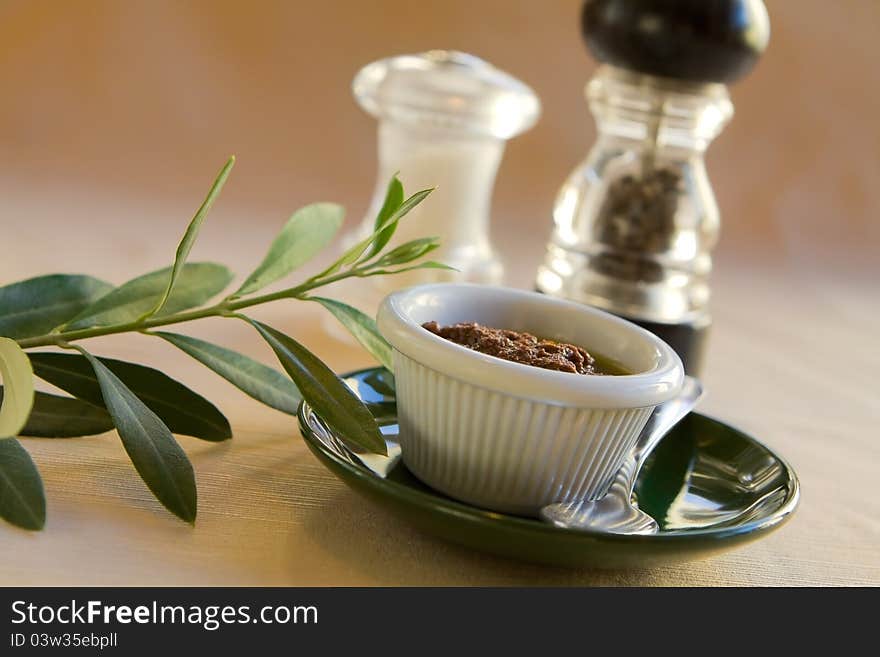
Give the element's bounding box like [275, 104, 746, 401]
[422, 321, 599, 375]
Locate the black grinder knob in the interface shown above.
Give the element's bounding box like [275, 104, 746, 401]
[581, 0, 770, 84]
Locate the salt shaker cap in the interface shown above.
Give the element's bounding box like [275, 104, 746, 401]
[353, 50, 540, 139]
[581, 0, 770, 84]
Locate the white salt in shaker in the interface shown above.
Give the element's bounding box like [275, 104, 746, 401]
[341, 50, 540, 313]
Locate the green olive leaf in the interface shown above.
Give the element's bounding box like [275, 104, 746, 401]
[243, 317, 387, 455]
[233, 203, 345, 297]
[362, 261, 457, 277]
[71, 346, 197, 524]
[308, 297, 393, 371]
[0, 388, 114, 438]
[0, 337, 34, 438]
[349, 188, 433, 266]
[153, 331, 301, 415]
[315, 186, 434, 279]
[64, 262, 233, 330]
[144, 156, 235, 320]
[0, 438, 46, 530]
[363, 175, 404, 260]
[0, 274, 113, 339]
[29, 352, 231, 442]
[361, 368, 396, 399]
[373, 237, 440, 267]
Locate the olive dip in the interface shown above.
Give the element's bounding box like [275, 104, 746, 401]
[422, 321, 626, 375]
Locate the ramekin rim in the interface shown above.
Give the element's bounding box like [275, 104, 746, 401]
[377, 283, 684, 407]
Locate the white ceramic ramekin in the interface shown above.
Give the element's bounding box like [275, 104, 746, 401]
[377, 283, 684, 516]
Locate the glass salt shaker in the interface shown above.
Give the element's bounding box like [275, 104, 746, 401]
[341, 50, 540, 314]
[536, 0, 770, 375]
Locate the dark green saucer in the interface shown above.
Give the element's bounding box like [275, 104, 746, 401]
[298, 368, 800, 569]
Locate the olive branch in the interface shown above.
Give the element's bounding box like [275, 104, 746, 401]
[0, 156, 446, 530]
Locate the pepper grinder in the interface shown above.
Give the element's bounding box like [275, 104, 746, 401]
[536, 0, 770, 375]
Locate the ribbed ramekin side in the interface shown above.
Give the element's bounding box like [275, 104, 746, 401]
[392, 352, 654, 514]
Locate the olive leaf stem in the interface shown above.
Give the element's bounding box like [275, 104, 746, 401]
[14, 264, 374, 351]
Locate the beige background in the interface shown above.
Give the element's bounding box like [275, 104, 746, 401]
[1, 1, 877, 267]
[0, 1, 877, 585]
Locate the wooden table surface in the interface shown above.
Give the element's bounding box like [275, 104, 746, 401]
[0, 183, 877, 587]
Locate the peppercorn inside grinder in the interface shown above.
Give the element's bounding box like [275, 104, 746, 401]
[535, 0, 770, 375]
